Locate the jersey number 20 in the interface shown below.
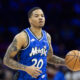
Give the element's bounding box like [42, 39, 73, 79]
[32, 58, 43, 69]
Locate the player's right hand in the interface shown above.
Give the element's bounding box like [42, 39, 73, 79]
[25, 65, 42, 78]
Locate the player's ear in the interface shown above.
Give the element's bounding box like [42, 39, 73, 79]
[29, 18, 32, 24]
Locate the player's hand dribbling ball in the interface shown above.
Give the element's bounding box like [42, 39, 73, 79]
[65, 50, 80, 71]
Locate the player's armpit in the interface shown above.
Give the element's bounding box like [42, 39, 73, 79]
[3, 32, 27, 71]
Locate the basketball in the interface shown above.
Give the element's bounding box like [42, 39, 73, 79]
[65, 50, 80, 71]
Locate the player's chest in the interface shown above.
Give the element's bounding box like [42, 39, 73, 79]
[29, 40, 49, 57]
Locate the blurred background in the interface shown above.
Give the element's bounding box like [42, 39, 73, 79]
[0, 0, 80, 80]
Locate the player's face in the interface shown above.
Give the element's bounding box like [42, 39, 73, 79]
[29, 9, 45, 28]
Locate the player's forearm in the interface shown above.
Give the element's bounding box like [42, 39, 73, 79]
[3, 58, 27, 71]
[48, 55, 65, 66]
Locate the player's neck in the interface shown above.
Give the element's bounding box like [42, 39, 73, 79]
[30, 26, 42, 37]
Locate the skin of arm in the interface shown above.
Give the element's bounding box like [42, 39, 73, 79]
[3, 32, 28, 71]
[47, 33, 65, 66]
[3, 31, 42, 78]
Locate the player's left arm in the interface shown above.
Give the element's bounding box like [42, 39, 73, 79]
[47, 33, 65, 66]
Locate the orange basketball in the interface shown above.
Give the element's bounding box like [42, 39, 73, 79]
[65, 50, 80, 71]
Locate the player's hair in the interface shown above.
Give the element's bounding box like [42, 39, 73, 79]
[28, 7, 42, 18]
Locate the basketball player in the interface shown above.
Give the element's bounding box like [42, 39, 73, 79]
[3, 7, 65, 80]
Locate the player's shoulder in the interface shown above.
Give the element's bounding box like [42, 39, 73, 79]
[42, 29, 51, 38]
[42, 29, 51, 43]
[44, 31, 51, 44]
[15, 31, 27, 39]
[45, 31, 51, 39]
[13, 30, 28, 45]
